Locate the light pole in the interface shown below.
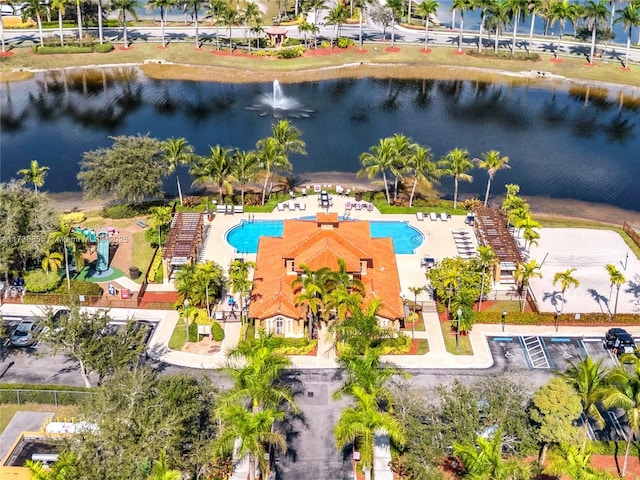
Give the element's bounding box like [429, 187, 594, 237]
[184, 298, 190, 343]
[554, 311, 559, 332]
[400, 292, 410, 338]
[456, 308, 462, 352]
[501, 310, 507, 332]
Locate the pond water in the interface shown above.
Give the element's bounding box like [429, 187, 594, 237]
[1, 68, 639, 211]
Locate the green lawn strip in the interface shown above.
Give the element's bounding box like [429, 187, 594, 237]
[440, 320, 473, 355]
[131, 230, 155, 284]
[0, 404, 79, 435]
[415, 338, 429, 354]
[479, 300, 524, 313]
[168, 317, 199, 349]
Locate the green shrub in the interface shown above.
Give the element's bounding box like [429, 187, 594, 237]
[284, 38, 302, 46]
[35, 45, 93, 54]
[380, 334, 412, 354]
[95, 42, 114, 53]
[52, 280, 103, 296]
[274, 338, 317, 355]
[212, 321, 225, 341]
[337, 37, 355, 48]
[320, 41, 331, 49]
[101, 204, 140, 219]
[24, 270, 61, 293]
[474, 311, 640, 325]
[61, 212, 86, 225]
[147, 248, 163, 283]
[277, 45, 305, 58]
[465, 50, 541, 61]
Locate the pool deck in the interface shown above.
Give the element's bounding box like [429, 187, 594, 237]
[201, 192, 477, 305]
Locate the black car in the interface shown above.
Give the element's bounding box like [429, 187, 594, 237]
[605, 328, 636, 355]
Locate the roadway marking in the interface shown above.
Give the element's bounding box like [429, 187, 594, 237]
[521, 336, 551, 369]
[608, 411, 627, 441]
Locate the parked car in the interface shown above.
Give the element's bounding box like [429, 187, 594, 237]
[10, 318, 40, 347]
[605, 328, 636, 355]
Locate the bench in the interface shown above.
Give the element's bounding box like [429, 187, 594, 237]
[135, 219, 148, 228]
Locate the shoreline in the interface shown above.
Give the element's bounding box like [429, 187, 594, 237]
[48, 172, 640, 229]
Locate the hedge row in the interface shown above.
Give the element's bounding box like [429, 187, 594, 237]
[33, 43, 114, 55]
[474, 311, 640, 325]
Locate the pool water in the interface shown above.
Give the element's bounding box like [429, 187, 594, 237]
[225, 220, 423, 254]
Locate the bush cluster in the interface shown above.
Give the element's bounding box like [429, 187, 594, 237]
[34, 45, 93, 54]
[53, 280, 103, 296]
[277, 45, 305, 59]
[474, 311, 640, 325]
[466, 50, 541, 61]
[147, 248, 163, 283]
[380, 334, 412, 354]
[337, 37, 355, 48]
[24, 270, 61, 293]
[102, 201, 163, 219]
[212, 321, 225, 341]
[95, 43, 115, 53]
[274, 338, 317, 355]
[61, 212, 86, 225]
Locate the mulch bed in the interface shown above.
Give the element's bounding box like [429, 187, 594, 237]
[209, 50, 252, 57]
[304, 47, 343, 56]
[385, 47, 401, 52]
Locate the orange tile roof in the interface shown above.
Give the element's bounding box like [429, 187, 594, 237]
[248, 216, 404, 321]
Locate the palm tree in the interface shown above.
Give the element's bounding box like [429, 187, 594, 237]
[22, 0, 49, 47]
[603, 367, 640, 478]
[548, 0, 576, 59]
[559, 357, 612, 442]
[149, 450, 181, 480]
[298, 20, 314, 47]
[149, 205, 172, 248]
[474, 0, 495, 52]
[416, 0, 439, 49]
[334, 347, 398, 405]
[220, 7, 237, 52]
[230, 149, 259, 205]
[49, 223, 86, 292]
[487, 0, 511, 52]
[215, 404, 287, 480]
[476, 150, 510, 207]
[96, 0, 106, 44]
[224, 331, 296, 411]
[604, 263, 625, 320]
[522, 224, 540, 252]
[406, 144, 440, 207]
[25, 452, 77, 479]
[205, 0, 228, 50]
[243, 1, 261, 45]
[358, 138, 395, 204]
[17, 160, 49, 194]
[476, 245, 496, 312]
[271, 120, 307, 158]
[506, 0, 529, 54]
[544, 444, 615, 480]
[438, 148, 473, 209]
[513, 260, 542, 312]
[292, 264, 331, 338]
[584, 0, 609, 64]
[453, 428, 532, 479]
[162, 137, 194, 205]
[112, 0, 141, 47]
[452, 0, 472, 52]
[41, 251, 63, 273]
[147, 0, 174, 47]
[615, 3, 640, 69]
[308, 0, 328, 48]
[388, 133, 414, 201]
[327, 3, 348, 46]
[527, 0, 542, 51]
[228, 258, 257, 323]
[387, 0, 404, 47]
[51, 0, 68, 45]
[184, 0, 204, 48]
[553, 267, 580, 314]
[255, 137, 290, 206]
[335, 386, 405, 480]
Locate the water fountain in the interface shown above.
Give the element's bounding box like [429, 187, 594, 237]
[247, 79, 313, 118]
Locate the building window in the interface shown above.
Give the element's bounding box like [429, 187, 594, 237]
[276, 317, 284, 335]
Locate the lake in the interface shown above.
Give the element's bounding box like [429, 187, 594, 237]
[1, 67, 639, 211]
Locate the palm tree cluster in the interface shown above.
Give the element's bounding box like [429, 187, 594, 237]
[559, 356, 640, 478]
[215, 332, 296, 480]
[292, 259, 365, 340]
[501, 183, 541, 252]
[159, 120, 305, 207]
[436, 0, 640, 67]
[332, 301, 406, 480]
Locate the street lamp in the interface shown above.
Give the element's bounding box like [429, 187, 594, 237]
[501, 310, 507, 332]
[400, 292, 410, 338]
[456, 308, 462, 352]
[184, 298, 190, 343]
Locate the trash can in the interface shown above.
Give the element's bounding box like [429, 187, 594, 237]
[129, 266, 140, 280]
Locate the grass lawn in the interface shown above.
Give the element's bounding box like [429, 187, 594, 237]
[415, 338, 429, 354]
[168, 317, 199, 350]
[0, 403, 78, 435]
[404, 312, 426, 332]
[131, 231, 155, 284]
[440, 320, 473, 355]
[479, 300, 524, 313]
[2, 42, 638, 88]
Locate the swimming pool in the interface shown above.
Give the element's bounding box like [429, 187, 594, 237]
[225, 220, 424, 254]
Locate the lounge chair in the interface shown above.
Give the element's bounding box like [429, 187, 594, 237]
[345, 201, 352, 210]
[429, 212, 438, 221]
[440, 212, 448, 221]
[345, 188, 351, 196]
[355, 202, 363, 211]
[416, 212, 425, 221]
[234, 205, 244, 214]
[336, 185, 344, 195]
[367, 203, 374, 212]
[299, 202, 306, 211]
[216, 205, 226, 214]
[288, 200, 295, 210]
[277, 203, 285, 212]
[225, 205, 233, 215]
